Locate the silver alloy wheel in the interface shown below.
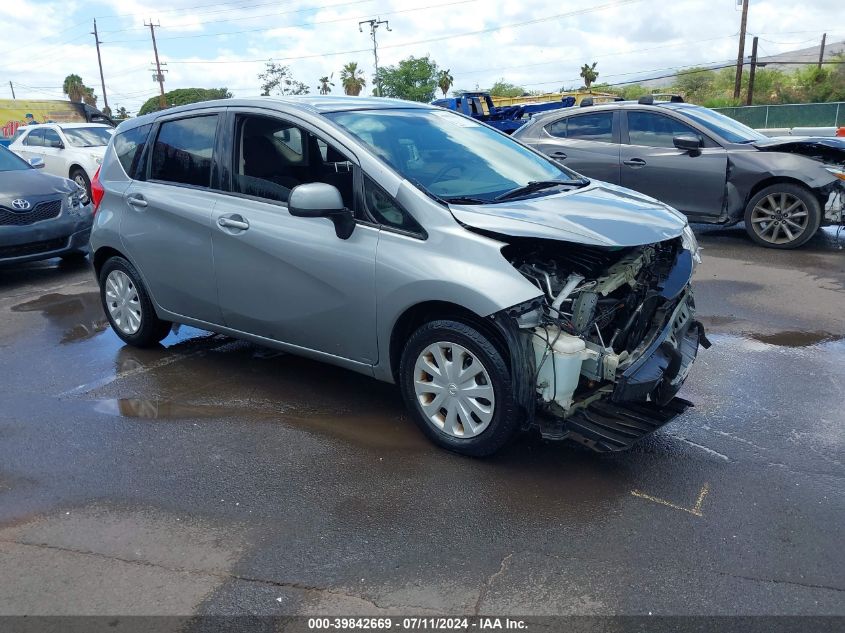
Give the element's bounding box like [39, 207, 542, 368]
[750, 193, 809, 245]
[73, 174, 90, 203]
[104, 270, 142, 335]
[413, 341, 495, 438]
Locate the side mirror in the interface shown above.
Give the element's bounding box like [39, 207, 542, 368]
[673, 133, 702, 153]
[288, 183, 355, 239]
[28, 157, 45, 169]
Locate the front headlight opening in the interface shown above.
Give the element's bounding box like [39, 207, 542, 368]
[824, 166, 845, 182]
[682, 224, 701, 267]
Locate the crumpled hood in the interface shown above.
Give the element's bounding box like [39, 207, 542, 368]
[449, 181, 688, 247]
[752, 136, 845, 164]
[0, 169, 75, 201]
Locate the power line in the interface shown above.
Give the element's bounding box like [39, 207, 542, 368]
[164, 0, 645, 65]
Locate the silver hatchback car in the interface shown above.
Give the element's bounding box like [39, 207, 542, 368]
[90, 96, 708, 456]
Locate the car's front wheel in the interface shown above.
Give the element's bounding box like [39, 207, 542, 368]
[70, 168, 91, 203]
[99, 256, 172, 347]
[743, 183, 821, 249]
[399, 319, 521, 456]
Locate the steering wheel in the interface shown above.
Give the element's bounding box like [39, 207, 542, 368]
[431, 162, 465, 184]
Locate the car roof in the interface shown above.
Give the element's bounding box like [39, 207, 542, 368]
[530, 100, 701, 122]
[20, 122, 112, 129]
[121, 95, 436, 130]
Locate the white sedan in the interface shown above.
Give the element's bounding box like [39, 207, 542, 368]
[8, 123, 114, 201]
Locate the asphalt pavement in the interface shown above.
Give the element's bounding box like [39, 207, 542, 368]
[0, 224, 843, 624]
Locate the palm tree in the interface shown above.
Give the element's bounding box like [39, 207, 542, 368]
[437, 69, 454, 97]
[62, 74, 85, 102]
[318, 74, 334, 95]
[579, 62, 599, 92]
[340, 62, 366, 96]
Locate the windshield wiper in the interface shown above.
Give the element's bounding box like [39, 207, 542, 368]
[442, 195, 489, 205]
[494, 178, 589, 202]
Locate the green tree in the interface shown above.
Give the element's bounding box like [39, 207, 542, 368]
[259, 62, 309, 96]
[62, 74, 86, 102]
[673, 67, 716, 103]
[340, 62, 367, 96]
[375, 55, 439, 102]
[318, 74, 334, 95]
[437, 68, 454, 97]
[137, 88, 232, 116]
[115, 106, 130, 120]
[580, 62, 599, 91]
[82, 85, 97, 107]
[489, 79, 524, 97]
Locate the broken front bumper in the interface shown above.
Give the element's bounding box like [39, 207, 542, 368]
[548, 292, 710, 452]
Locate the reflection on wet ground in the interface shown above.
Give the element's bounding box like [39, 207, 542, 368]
[11, 292, 107, 344]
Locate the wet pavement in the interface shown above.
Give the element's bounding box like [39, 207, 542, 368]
[0, 227, 843, 619]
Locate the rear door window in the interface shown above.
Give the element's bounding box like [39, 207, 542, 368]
[114, 124, 152, 179]
[547, 112, 614, 143]
[23, 129, 44, 147]
[150, 115, 218, 188]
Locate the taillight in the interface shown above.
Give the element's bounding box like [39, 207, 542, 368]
[91, 166, 105, 213]
[837, 127, 845, 138]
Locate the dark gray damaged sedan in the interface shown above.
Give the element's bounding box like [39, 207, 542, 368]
[0, 145, 92, 264]
[513, 100, 845, 249]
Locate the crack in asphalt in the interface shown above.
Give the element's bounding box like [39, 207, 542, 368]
[473, 552, 514, 615]
[712, 570, 845, 594]
[0, 538, 437, 612]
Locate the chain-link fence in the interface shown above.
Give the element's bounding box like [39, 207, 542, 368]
[713, 102, 844, 129]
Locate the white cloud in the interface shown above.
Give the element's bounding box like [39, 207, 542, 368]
[3, 0, 842, 114]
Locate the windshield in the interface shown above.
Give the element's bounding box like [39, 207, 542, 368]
[666, 105, 767, 143]
[62, 126, 113, 147]
[326, 108, 578, 202]
[0, 145, 30, 171]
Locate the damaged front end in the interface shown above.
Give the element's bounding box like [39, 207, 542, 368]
[494, 234, 710, 452]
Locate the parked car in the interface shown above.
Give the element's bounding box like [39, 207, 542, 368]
[8, 123, 114, 201]
[90, 97, 708, 456]
[513, 98, 845, 249]
[0, 144, 92, 264]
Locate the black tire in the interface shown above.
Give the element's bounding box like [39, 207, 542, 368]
[98, 256, 172, 347]
[70, 168, 91, 203]
[398, 319, 520, 457]
[743, 183, 821, 249]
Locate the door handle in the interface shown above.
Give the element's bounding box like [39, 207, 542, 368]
[550, 151, 567, 160]
[218, 216, 250, 231]
[126, 195, 148, 208]
[623, 158, 647, 167]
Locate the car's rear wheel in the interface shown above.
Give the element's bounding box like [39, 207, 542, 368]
[99, 257, 171, 347]
[399, 319, 520, 456]
[743, 183, 821, 249]
[70, 168, 91, 203]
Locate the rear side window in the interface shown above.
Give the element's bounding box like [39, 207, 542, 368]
[23, 130, 44, 147]
[547, 112, 614, 143]
[150, 115, 218, 188]
[114, 124, 152, 179]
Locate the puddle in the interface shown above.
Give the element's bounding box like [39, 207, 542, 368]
[747, 330, 841, 348]
[89, 394, 426, 451]
[11, 292, 108, 344]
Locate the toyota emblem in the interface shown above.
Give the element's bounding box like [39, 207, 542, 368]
[11, 199, 31, 210]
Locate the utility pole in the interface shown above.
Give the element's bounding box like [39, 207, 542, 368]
[733, 0, 749, 100]
[359, 18, 391, 97]
[746, 36, 758, 106]
[9, 81, 15, 99]
[145, 20, 167, 109]
[818, 33, 827, 69]
[91, 19, 109, 115]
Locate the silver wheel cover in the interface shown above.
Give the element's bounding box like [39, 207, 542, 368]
[750, 193, 809, 245]
[413, 341, 496, 438]
[105, 270, 142, 335]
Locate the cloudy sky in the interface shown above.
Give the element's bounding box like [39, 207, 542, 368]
[4, 0, 842, 114]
